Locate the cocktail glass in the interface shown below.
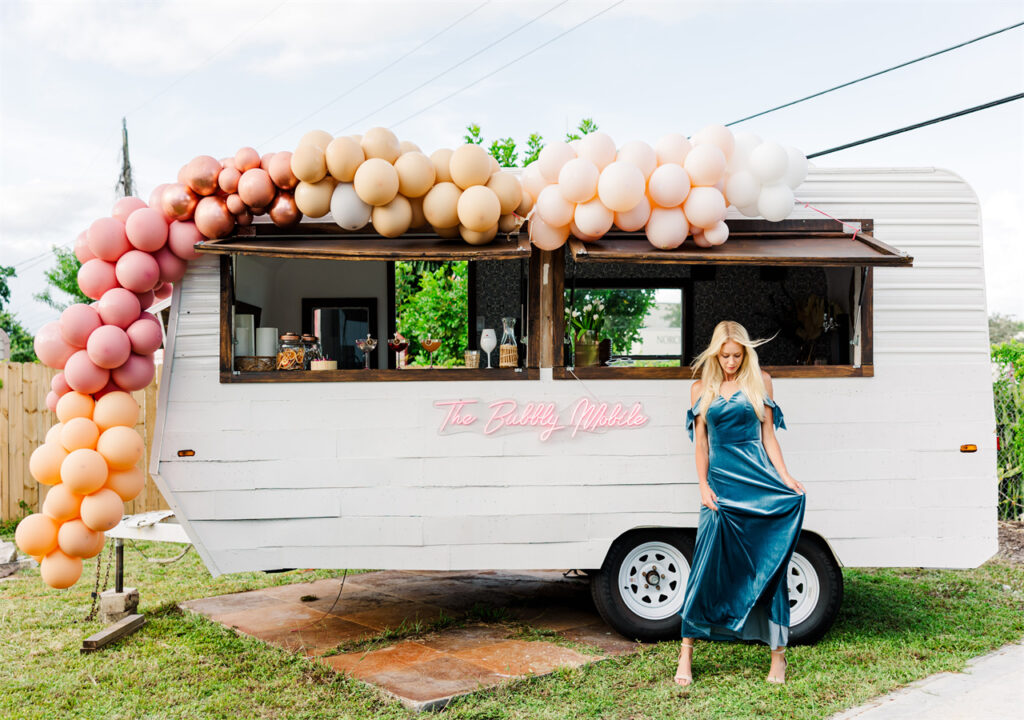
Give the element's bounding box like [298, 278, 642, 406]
[420, 338, 442, 368]
[387, 333, 409, 368]
[355, 334, 377, 370]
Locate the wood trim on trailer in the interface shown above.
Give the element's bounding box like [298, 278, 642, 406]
[554, 365, 874, 380]
[220, 368, 540, 382]
[219, 255, 233, 375]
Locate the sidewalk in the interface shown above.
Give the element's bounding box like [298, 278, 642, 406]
[828, 640, 1024, 720]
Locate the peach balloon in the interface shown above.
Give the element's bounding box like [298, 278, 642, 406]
[234, 146, 261, 172]
[42, 483, 84, 523]
[294, 177, 336, 218]
[576, 132, 617, 171]
[58, 519, 104, 559]
[237, 169, 276, 209]
[557, 158, 600, 203]
[61, 448, 108, 494]
[537, 141, 577, 184]
[408, 196, 428, 229]
[87, 217, 130, 262]
[60, 417, 100, 452]
[394, 151, 436, 198]
[430, 148, 454, 183]
[111, 353, 155, 392]
[115, 250, 160, 293]
[573, 198, 614, 238]
[460, 224, 498, 245]
[105, 467, 145, 502]
[260, 152, 275, 172]
[371, 195, 413, 238]
[684, 144, 727, 187]
[692, 230, 713, 248]
[422, 182, 462, 229]
[161, 183, 199, 222]
[97, 288, 142, 329]
[15, 513, 59, 557]
[614, 195, 652, 232]
[268, 151, 299, 190]
[704, 221, 730, 246]
[225, 193, 245, 215]
[597, 162, 646, 213]
[520, 163, 549, 201]
[218, 166, 241, 194]
[457, 186, 501, 233]
[648, 164, 692, 208]
[569, 220, 601, 243]
[45, 422, 64, 445]
[353, 158, 400, 207]
[360, 127, 401, 163]
[74, 230, 96, 263]
[325, 137, 364, 183]
[63, 350, 110, 394]
[645, 207, 690, 250]
[40, 549, 83, 589]
[97, 426, 144, 469]
[399, 140, 421, 154]
[616, 141, 658, 180]
[167, 220, 203, 260]
[30, 442, 68, 486]
[268, 192, 302, 228]
[449, 144, 492, 189]
[655, 133, 693, 166]
[683, 187, 728, 229]
[290, 144, 328, 184]
[124, 208, 169, 253]
[93, 391, 140, 432]
[77, 259, 119, 301]
[112, 197, 147, 223]
[488, 156, 500, 175]
[528, 215, 570, 251]
[185, 155, 221, 196]
[80, 488, 124, 533]
[59, 303, 102, 349]
[432, 224, 460, 238]
[535, 185, 575, 227]
[515, 190, 534, 217]
[56, 391, 94, 423]
[692, 124, 735, 160]
[486, 172, 523, 215]
[498, 213, 521, 233]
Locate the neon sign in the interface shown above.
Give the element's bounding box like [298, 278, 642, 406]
[435, 398, 649, 441]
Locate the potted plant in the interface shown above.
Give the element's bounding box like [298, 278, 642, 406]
[567, 299, 606, 367]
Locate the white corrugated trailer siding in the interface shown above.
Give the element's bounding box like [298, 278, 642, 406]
[151, 167, 997, 576]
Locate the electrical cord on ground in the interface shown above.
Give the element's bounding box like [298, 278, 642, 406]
[126, 539, 194, 564]
[289, 569, 349, 633]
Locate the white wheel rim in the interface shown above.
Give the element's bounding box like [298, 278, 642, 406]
[616, 541, 690, 621]
[787, 551, 820, 627]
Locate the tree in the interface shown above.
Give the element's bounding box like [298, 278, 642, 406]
[395, 261, 468, 367]
[462, 118, 598, 168]
[565, 117, 599, 142]
[990, 313, 1024, 344]
[34, 246, 89, 311]
[0, 264, 38, 362]
[565, 288, 656, 355]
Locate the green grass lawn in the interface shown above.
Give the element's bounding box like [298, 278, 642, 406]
[1, 532, 1022, 720]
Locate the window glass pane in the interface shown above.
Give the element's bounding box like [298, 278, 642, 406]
[565, 287, 683, 364]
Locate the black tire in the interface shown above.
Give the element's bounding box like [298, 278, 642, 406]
[590, 529, 695, 642]
[787, 535, 843, 645]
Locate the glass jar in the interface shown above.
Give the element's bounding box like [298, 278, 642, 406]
[277, 332, 304, 370]
[499, 316, 518, 368]
[300, 334, 322, 370]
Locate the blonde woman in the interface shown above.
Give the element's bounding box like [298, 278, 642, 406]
[674, 320, 806, 686]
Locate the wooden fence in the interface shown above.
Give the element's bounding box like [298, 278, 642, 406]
[0, 362, 167, 522]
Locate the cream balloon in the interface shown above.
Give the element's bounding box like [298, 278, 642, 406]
[457, 186, 502, 233]
[290, 144, 327, 184]
[569, 220, 601, 242]
[460, 224, 498, 245]
[692, 230, 714, 248]
[371, 195, 413, 238]
[430, 149, 454, 183]
[394, 152, 436, 198]
[645, 207, 689, 250]
[757, 182, 795, 222]
[486, 172, 523, 215]
[704, 221, 730, 246]
[647, 164, 691, 208]
[529, 215, 570, 251]
[521, 163, 549, 201]
[449, 144, 492, 189]
[783, 146, 808, 189]
[682, 186, 727, 229]
[683, 144, 727, 187]
[655, 133, 692, 166]
[422, 182, 462, 229]
[325, 136, 365, 182]
[573, 198, 614, 238]
[730, 131, 762, 171]
[353, 158, 400, 207]
[737, 202, 761, 218]
[616, 140, 657, 180]
[614, 195, 651, 232]
[297, 129, 333, 151]
[360, 127, 401, 163]
[749, 141, 789, 184]
[692, 124, 735, 160]
[557, 158, 600, 203]
[293, 177, 336, 218]
[330, 182, 372, 231]
[576, 132, 617, 170]
[536, 141, 576, 184]
[535, 185, 575, 228]
[597, 162, 646, 213]
[724, 170, 761, 208]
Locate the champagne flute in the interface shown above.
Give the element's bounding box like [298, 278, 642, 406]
[420, 337, 442, 368]
[480, 329, 497, 369]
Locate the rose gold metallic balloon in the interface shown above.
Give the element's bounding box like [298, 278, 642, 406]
[237, 169, 276, 209]
[161, 183, 199, 221]
[225, 193, 245, 215]
[236, 210, 253, 226]
[250, 205, 268, 216]
[268, 152, 298, 190]
[176, 164, 189, 184]
[218, 166, 241, 194]
[268, 192, 301, 227]
[186, 155, 222, 196]
[193, 196, 235, 239]
[260, 152, 275, 172]
[235, 147, 260, 172]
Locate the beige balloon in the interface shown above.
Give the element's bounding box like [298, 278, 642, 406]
[349, 134, 362, 144]
[488, 156, 500, 174]
[409, 195, 428, 229]
[325, 136, 365, 182]
[394, 152, 436, 198]
[399, 140, 422, 154]
[298, 129, 334, 151]
[457, 185, 501, 232]
[353, 158, 400, 207]
[498, 213, 521, 233]
[371, 195, 413, 238]
[449, 144, 491, 189]
[430, 148, 454, 183]
[423, 182, 462, 229]
[433, 224, 461, 238]
[361, 127, 401, 163]
[291, 144, 327, 184]
[486, 172, 523, 215]
[294, 177, 336, 218]
[516, 191, 534, 216]
[460, 224, 498, 245]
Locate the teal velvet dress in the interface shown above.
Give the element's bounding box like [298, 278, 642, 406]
[679, 390, 806, 647]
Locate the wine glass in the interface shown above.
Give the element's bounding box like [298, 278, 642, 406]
[480, 329, 497, 369]
[354, 334, 377, 370]
[420, 337, 442, 368]
[387, 333, 409, 368]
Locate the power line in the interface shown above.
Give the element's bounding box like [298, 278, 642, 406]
[727, 20, 1024, 127]
[257, 1, 491, 149]
[807, 92, 1024, 158]
[393, 0, 625, 129]
[337, 0, 572, 134]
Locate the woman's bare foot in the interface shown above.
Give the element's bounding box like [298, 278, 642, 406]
[766, 647, 787, 684]
[674, 640, 694, 686]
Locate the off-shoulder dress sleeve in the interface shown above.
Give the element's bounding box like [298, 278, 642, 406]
[686, 397, 703, 442]
[763, 396, 786, 431]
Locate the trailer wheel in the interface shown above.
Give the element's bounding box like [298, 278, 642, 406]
[787, 536, 843, 645]
[590, 529, 694, 642]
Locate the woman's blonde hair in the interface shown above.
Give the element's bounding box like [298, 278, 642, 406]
[691, 321, 774, 420]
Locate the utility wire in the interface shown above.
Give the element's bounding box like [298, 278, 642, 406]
[393, 0, 625, 129]
[727, 20, 1024, 127]
[807, 92, 1024, 158]
[337, 0, 572, 134]
[257, 1, 491, 149]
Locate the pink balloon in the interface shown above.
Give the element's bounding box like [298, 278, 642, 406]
[112, 353, 155, 391]
[125, 207, 169, 252]
[51, 372, 71, 396]
[154, 282, 173, 300]
[77, 259, 119, 301]
[87, 325, 132, 369]
[112, 197, 147, 223]
[33, 321, 77, 369]
[134, 289, 155, 311]
[87, 217, 130, 262]
[46, 391, 59, 413]
[74, 230, 96, 263]
[153, 246, 187, 284]
[59, 304, 102, 348]
[148, 184, 173, 222]
[126, 315, 163, 355]
[167, 221, 203, 261]
[63, 350, 111, 394]
[96, 288, 141, 330]
[94, 379, 121, 400]
[115, 250, 160, 293]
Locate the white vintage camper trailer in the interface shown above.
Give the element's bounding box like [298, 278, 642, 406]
[150, 167, 996, 643]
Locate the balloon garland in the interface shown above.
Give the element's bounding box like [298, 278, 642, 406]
[15, 123, 806, 588]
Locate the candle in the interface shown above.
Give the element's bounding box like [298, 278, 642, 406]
[256, 327, 278, 356]
[233, 327, 254, 356]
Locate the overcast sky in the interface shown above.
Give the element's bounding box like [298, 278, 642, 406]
[1, 0, 1021, 332]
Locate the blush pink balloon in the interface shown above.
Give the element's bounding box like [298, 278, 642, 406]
[59, 303, 102, 348]
[112, 197, 147, 223]
[115, 250, 160, 293]
[86, 325, 132, 369]
[74, 230, 96, 263]
[125, 208, 169, 252]
[167, 220, 203, 261]
[34, 321, 76, 369]
[87, 217, 130, 262]
[96, 288, 141, 329]
[148, 184, 173, 222]
[112, 353, 155, 392]
[153, 246, 187, 284]
[77, 259, 119, 301]
[134, 289, 155, 311]
[93, 379, 121, 400]
[51, 372, 71, 396]
[126, 315, 163, 355]
[154, 283, 173, 300]
[46, 391, 59, 413]
[63, 350, 111, 394]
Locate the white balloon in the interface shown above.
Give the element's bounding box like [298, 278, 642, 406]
[654, 133, 692, 166]
[576, 132, 617, 170]
[330, 182, 372, 231]
[757, 182, 795, 222]
[535, 184, 575, 227]
[724, 170, 760, 208]
[645, 207, 689, 250]
[614, 195, 651, 232]
[783, 146, 808, 190]
[692, 230, 713, 248]
[737, 202, 761, 218]
[729, 131, 762, 171]
[537, 141, 577, 184]
[749, 141, 788, 184]
[704, 221, 729, 246]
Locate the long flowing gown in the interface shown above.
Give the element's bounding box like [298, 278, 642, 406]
[679, 390, 806, 647]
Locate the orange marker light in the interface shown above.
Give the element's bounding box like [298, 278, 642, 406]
[959, 444, 977, 453]
[177, 449, 196, 457]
